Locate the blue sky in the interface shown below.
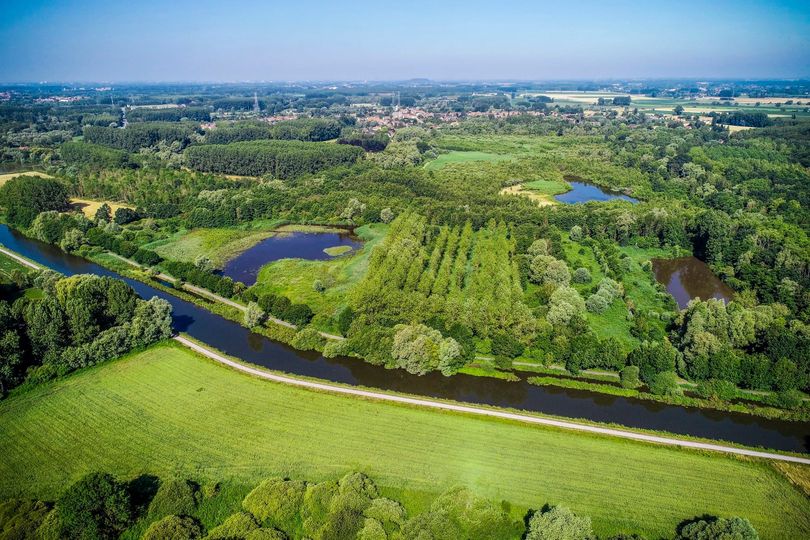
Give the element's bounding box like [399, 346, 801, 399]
[1, 0, 808, 82]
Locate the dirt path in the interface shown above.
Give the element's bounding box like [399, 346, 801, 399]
[106, 251, 343, 339]
[0, 245, 41, 270]
[174, 335, 810, 465]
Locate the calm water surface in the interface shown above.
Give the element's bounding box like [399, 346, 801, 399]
[555, 176, 639, 204]
[221, 231, 363, 285]
[652, 256, 735, 309]
[1, 224, 806, 453]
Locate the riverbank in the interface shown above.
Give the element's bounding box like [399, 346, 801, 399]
[1, 340, 807, 539]
[2, 225, 808, 452]
[515, 362, 810, 422]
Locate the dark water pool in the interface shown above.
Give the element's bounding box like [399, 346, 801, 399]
[555, 176, 639, 204]
[221, 231, 363, 285]
[652, 256, 735, 309]
[1, 224, 807, 453]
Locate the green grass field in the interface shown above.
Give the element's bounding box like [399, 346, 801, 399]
[0, 342, 808, 538]
[146, 226, 280, 267]
[523, 178, 569, 196]
[423, 150, 514, 170]
[0, 251, 30, 281]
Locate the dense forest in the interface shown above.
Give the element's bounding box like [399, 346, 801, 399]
[184, 140, 363, 177]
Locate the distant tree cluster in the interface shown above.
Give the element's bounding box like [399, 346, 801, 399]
[184, 139, 363, 178]
[205, 118, 343, 144]
[127, 106, 211, 122]
[713, 111, 772, 127]
[83, 123, 196, 152]
[241, 290, 315, 327]
[60, 141, 134, 170]
[0, 175, 69, 227]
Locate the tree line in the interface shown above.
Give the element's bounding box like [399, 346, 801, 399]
[0, 469, 759, 540]
[83, 123, 197, 152]
[205, 118, 343, 144]
[127, 107, 211, 123]
[184, 140, 363, 178]
[0, 271, 172, 395]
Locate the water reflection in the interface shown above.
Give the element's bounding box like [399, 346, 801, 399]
[221, 231, 363, 286]
[555, 175, 639, 204]
[652, 256, 735, 309]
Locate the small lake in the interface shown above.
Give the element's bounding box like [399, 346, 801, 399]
[555, 176, 639, 204]
[652, 256, 735, 309]
[221, 231, 363, 285]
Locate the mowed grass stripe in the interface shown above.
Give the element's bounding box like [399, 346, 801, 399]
[0, 342, 807, 539]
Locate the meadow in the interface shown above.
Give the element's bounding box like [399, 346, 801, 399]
[0, 341, 808, 539]
[423, 150, 513, 170]
[69, 197, 133, 219]
[250, 223, 387, 329]
[0, 170, 53, 187]
[146, 224, 283, 267]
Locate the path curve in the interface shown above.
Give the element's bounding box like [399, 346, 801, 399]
[174, 335, 810, 465]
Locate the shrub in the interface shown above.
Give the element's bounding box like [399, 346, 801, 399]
[291, 327, 325, 351]
[400, 487, 515, 540]
[676, 516, 758, 540]
[526, 505, 592, 540]
[0, 499, 51, 539]
[695, 379, 737, 401]
[768, 389, 804, 410]
[490, 332, 524, 358]
[245, 529, 287, 540]
[147, 478, 200, 519]
[627, 340, 677, 384]
[142, 515, 203, 540]
[244, 302, 267, 328]
[54, 472, 132, 539]
[206, 511, 260, 539]
[649, 371, 683, 397]
[113, 207, 139, 225]
[585, 293, 609, 314]
[620, 366, 640, 389]
[543, 260, 571, 286]
[572, 267, 591, 284]
[547, 286, 585, 326]
[336, 306, 355, 336]
[313, 279, 326, 293]
[133, 249, 162, 266]
[242, 478, 307, 530]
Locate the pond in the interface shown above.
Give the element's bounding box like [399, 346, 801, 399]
[221, 231, 363, 286]
[652, 256, 735, 309]
[555, 175, 639, 204]
[2, 224, 808, 452]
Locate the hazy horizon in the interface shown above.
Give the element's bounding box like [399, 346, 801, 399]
[1, 0, 809, 83]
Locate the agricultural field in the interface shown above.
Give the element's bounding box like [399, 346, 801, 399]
[0, 170, 53, 187]
[0, 341, 808, 539]
[69, 197, 133, 219]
